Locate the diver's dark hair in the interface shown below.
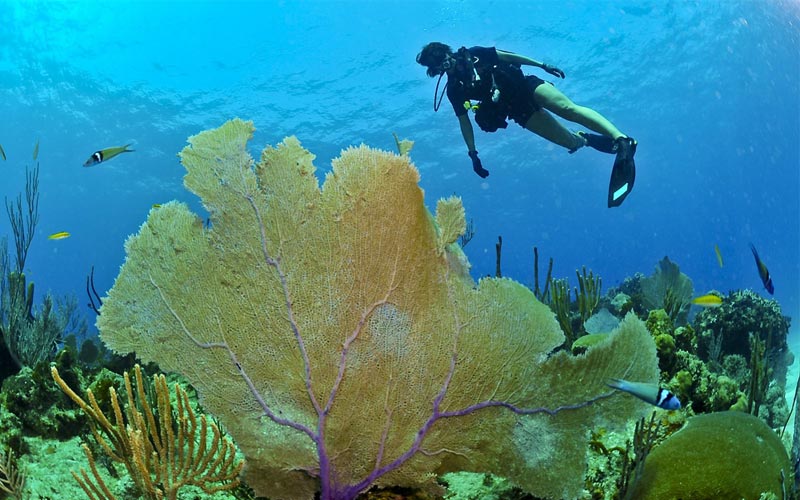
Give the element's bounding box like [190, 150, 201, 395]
[416, 42, 454, 78]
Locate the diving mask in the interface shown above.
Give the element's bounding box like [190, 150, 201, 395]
[438, 54, 455, 73]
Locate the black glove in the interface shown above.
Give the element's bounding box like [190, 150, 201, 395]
[468, 150, 489, 178]
[542, 63, 565, 79]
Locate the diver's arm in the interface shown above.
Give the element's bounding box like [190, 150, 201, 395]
[496, 50, 543, 68]
[497, 49, 565, 78]
[458, 114, 476, 152]
[458, 114, 489, 178]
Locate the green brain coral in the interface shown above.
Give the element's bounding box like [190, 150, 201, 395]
[627, 411, 791, 499]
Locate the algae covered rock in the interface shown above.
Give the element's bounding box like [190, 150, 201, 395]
[628, 411, 791, 499]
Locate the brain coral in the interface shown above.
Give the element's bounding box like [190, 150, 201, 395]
[627, 411, 791, 499]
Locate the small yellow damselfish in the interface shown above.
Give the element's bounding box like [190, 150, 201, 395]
[691, 294, 722, 307]
[47, 231, 71, 240]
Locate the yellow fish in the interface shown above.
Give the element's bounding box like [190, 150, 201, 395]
[691, 294, 722, 307]
[714, 244, 723, 267]
[33, 138, 39, 161]
[47, 231, 71, 240]
[152, 204, 162, 208]
[0, 144, 6, 161]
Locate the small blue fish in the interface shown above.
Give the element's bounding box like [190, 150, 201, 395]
[607, 378, 681, 410]
[749, 243, 774, 295]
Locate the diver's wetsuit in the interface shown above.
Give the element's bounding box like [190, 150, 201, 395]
[446, 46, 547, 128]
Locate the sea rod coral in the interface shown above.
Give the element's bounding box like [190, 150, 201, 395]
[97, 119, 658, 500]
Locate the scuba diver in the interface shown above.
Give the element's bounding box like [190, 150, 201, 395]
[416, 42, 637, 207]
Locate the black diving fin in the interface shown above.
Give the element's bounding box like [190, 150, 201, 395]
[607, 137, 637, 208]
[577, 132, 637, 207]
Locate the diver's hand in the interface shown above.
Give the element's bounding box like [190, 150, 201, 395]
[542, 63, 565, 79]
[468, 150, 489, 178]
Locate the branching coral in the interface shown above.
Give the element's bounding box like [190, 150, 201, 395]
[4, 166, 39, 273]
[0, 449, 25, 499]
[575, 266, 602, 327]
[617, 412, 659, 500]
[549, 278, 574, 345]
[52, 365, 243, 500]
[531, 246, 553, 302]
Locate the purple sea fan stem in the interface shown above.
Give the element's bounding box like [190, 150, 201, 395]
[326, 276, 398, 416]
[335, 297, 618, 500]
[245, 193, 323, 417]
[244, 193, 341, 493]
[339, 343, 461, 499]
[324, 255, 402, 406]
[149, 275, 318, 441]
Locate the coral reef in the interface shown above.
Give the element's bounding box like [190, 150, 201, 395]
[0, 346, 89, 448]
[695, 289, 791, 385]
[645, 309, 677, 377]
[96, 119, 659, 500]
[693, 289, 791, 427]
[0, 132, 791, 500]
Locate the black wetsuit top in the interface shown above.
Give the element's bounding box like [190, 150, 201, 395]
[446, 46, 546, 126]
[446, 46, 501, 117]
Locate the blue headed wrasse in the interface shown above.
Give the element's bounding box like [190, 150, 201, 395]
[83, 144, 134, 167]
[47, 231, 71, 240]
[714, 244, 723, 267]
[749, 243, 774, 295]
[691, 294, 723, 308]
[607, 378, 681, 410]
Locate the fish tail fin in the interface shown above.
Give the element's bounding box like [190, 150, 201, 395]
[606, 378, 627, 391]
[123, 143, 135, 152]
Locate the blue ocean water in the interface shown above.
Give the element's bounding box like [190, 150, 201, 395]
[0, 0, 798, 338]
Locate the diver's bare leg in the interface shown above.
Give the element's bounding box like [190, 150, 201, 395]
[523, 108, 585, 151]
[534, 84, 624, 139]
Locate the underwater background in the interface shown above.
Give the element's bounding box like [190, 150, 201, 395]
[0, 1, 799, 499]
[0, 1, 797, 329]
